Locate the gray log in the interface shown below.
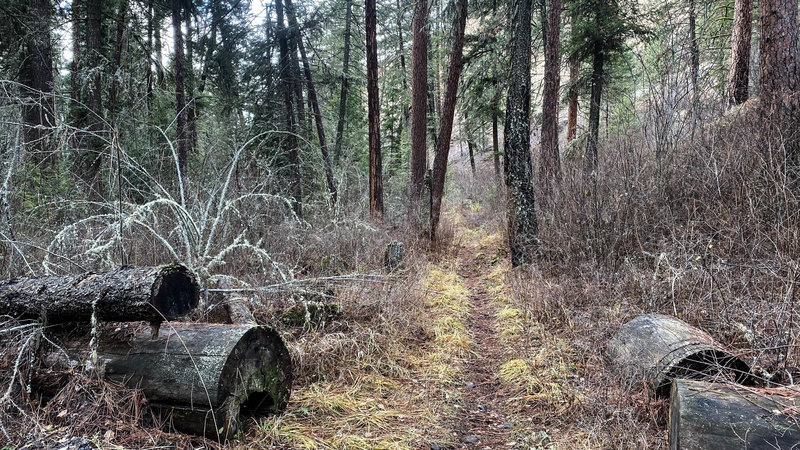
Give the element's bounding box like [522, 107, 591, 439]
[607, 314, 751, 396]
[670, 379, 800, 449]
[88, 323, 293, 440]
[0, 265, 199, 323]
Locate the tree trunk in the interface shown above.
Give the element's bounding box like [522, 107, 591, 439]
[430, 0, 468, 240]
[0, 265, 199, 323]
[409, 0, 428, 222]
[81, 0, 104, 199]
[146, 0, 154, 106]
[467, 139, 476, 175]
[539, 0, 562, 191]
[669, 379, 800, 450]
[727, 0, 752, 106]
[171, 0, 188, 177]
[276, 0, 303, 218]
[20, 0, 56, 171]
[688, 0, 699, 138]
[584, 45, 603, 176]
[69, 0, 83, 126]
[366, 0, 384, 220]
[759, 0, 798, 137]
[334, 0, 352, 165]
[185, 6, 197, 155]
[566, 58, 578, 142]
[504, 0, 538, 266]
[108, 0, 128, 124]
[154, 6, 165, 90]
[284, 0, 337, 209]
[492, 101, 501, 183]
[46, 324, 291, 440]
[607, 314, 752, 397]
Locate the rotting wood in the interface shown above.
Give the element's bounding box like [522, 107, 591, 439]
[46, 323, 292, 441]
[0, 265, 199, 324]
[607, 313, 751, 396]
[669, 379, 800, 450]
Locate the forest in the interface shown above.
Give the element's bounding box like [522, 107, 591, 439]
[1, 0, 800, 447]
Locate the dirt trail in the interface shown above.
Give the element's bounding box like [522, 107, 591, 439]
[450, 220, 515, 448]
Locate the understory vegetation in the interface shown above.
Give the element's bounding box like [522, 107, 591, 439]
[2, 0, 800, 448]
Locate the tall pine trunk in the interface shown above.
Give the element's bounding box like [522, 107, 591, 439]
[688, 0, 699, 138]
[727, 0, 752, 106]
[20, 0, 55, 171]
[504, 0, 538, 266]
[108, 0, 128, 124]
[409, 0, 428, 221]
[334, 0, 352, 164]
[366, 0, 384, 219]
[284, 0, 337, 209]
[82, 0, 104, 199]
[430, 0, 468, 240]
[760, 0, 799, 172]
[171, 0, 188, 177]
[538, 0, 562, 191]
[584, 46, 604, 176]
[566, 57, 578, 142]
[276, 0, 303, 218]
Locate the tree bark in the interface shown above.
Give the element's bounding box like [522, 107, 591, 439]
[409, 0, 428, 222]
[0, 265, 199, 323]
[284, 0, 337, 209]
[171, 0, 188, 177]
[430, 0, 468, 240]
[669, 379, 800, 450]
[566, 58, 578, 143]
[108, 0, 128, 124]
[727, 0, 752, 106]
[759, 0, 798, 124]
[492, 100, 501, 183]
[19, 0, 56, 171]
[46, 324, 292, 440]
[185, 6, 197, 155]
[688, 0, 699, 138]
[334, 0, 353, 165]
[584, 45, 603, 176]
[81, 0, 105, 200]
[366, 0, 384, 220]
[504, 0, 538, 266]
[607, 314, 752, 397]
[539, 0, 562, 191]
[276, 0, 303, 218]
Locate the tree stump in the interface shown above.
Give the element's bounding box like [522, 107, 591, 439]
[0, 265, 199, 323]
[47, 323, 292, 440]
[384, 241, 404, 271]
[670, 379, 800, 449]
[607, 314, 751, 396]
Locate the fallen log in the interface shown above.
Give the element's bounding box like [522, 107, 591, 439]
[669, 379, 800, 449]
[46, 323, 292, 441]
[607, 314, 751, 396]
[0, 265, 199, 323]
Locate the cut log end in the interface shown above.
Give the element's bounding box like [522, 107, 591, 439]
[150, 265, 200, 320]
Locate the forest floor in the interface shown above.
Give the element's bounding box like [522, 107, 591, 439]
[248, 194, 664, 449]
